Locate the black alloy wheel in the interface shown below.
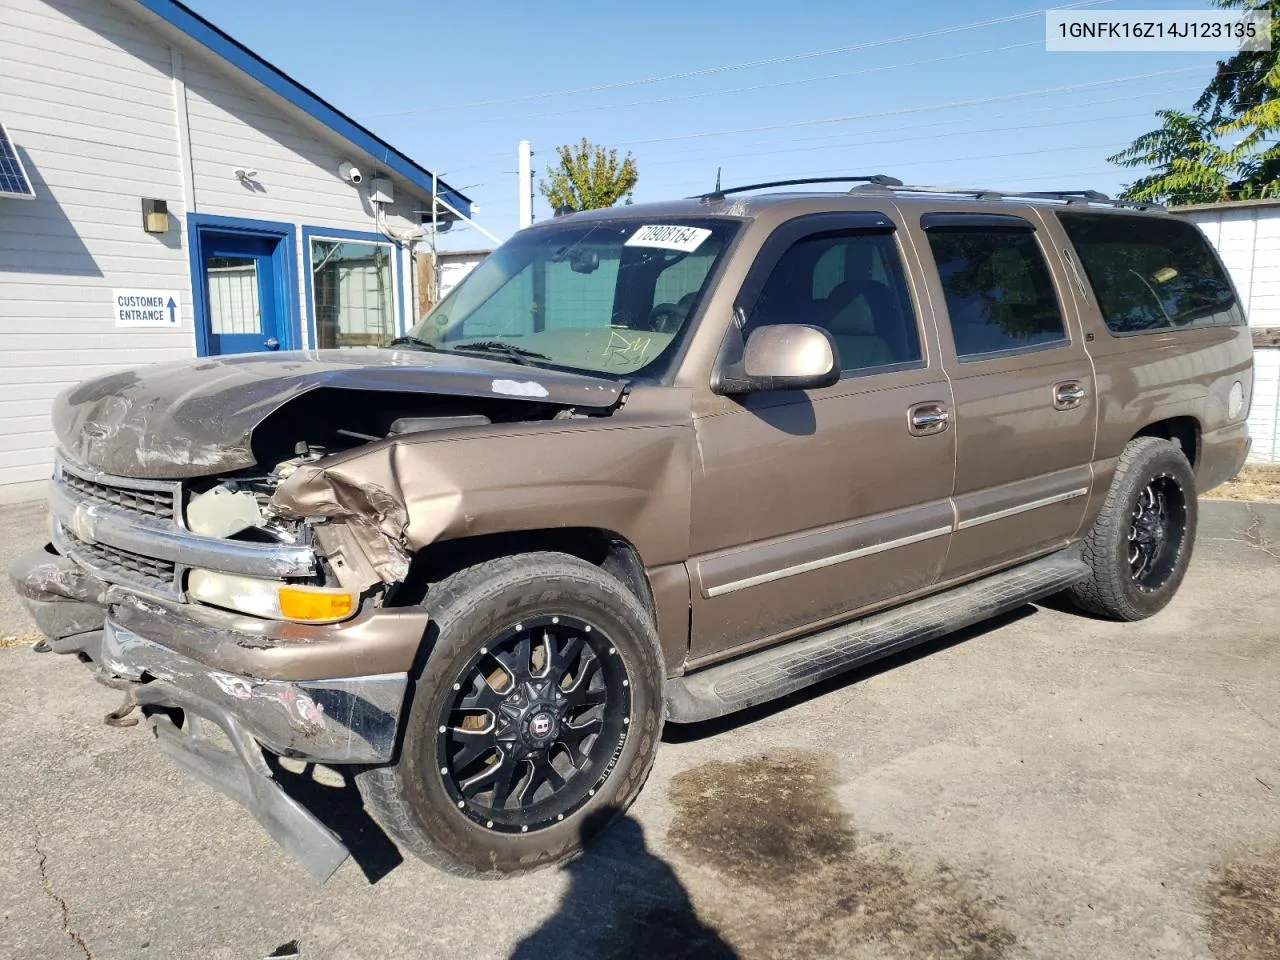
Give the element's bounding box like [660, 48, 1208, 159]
[1068, 436, 1198, 621]
[436, 614, 632, 833]
[1127, 473, 1188, 592]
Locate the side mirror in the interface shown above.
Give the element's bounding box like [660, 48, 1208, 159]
[717, 324, 840, 394]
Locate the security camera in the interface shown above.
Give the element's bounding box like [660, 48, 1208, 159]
[233, 167, 257, 181]
[338, 162, 363, 185]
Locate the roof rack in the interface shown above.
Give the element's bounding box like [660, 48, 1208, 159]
[850, 182, 1165, 211]
[695, 174, 903, 202]
[691, 176, 1164, 211]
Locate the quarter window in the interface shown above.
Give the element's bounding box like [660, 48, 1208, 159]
[311, 238, 397, 348]
[926, 226, 1066, 357]
[746, 230, 922, 373]
[1058, 212, 1244, 333]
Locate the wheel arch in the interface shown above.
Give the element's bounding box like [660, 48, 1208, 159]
[393, 527, 658, 622]
[1132, 415, 1200, 468]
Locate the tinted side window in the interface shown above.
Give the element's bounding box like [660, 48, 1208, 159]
[747, 230, 921, 373]
[1058, 212, 1244, 333]
[926, 227, 1067, 357]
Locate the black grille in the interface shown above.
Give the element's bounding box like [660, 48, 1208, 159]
[60, 471, 175, 520]
[61, 529, 177, 592]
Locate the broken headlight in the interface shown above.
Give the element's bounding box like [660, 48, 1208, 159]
[187, 570, 357, 624]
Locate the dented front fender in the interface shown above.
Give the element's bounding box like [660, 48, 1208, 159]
[270, 388, 695, 583]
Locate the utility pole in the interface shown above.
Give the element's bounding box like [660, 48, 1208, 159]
[517, 140, 533, 229]
[430, 170, 440, 305]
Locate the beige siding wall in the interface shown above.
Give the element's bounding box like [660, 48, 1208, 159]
[180, 58, 419, 349]
[0, 0, 192, 494]
[0, 0, 433, 499]
[182, 59, 422, 231]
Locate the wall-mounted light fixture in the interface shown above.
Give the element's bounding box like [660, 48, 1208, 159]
[141, 198, 169, 234]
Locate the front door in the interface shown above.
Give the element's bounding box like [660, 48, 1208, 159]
[908, 210, 1097, 580]
[688, 212, 956, 661]
[197, 229, 289, 355]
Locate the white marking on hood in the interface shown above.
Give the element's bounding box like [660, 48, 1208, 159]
[492, 379, 550, 398]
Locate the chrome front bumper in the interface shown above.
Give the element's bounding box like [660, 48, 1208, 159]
[100, 619, 408, 765]
[11, 544, 424, 883]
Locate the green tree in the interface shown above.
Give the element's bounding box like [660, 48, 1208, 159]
[538, 139, 638, 213]
[1110, 0, 1280, 204]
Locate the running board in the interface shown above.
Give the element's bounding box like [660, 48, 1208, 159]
[665, 551, 1088, 723]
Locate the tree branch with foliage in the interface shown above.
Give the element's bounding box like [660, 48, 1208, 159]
[538, 139, 639, 213]
[1110, 0, 1280, 204]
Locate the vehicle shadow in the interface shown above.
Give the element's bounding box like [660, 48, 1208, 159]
[510, 809, 736, 960]
[265, 756, 404, 883]
[663, 604, 1039, 742]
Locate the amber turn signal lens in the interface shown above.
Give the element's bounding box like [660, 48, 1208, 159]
[277, 586, 356, 622]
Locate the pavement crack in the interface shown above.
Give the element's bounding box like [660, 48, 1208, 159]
[1222, 682, 1280, 731]
[1238, 508, 1280, 564]
[34, 830, 92, 960]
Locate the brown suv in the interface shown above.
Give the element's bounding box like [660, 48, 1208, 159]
[12, 177, 1254, 881]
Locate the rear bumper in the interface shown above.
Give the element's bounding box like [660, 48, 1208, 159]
[1198, 420, 1252, 491]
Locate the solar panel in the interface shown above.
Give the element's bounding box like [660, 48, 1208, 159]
[0, 122, 35, 199]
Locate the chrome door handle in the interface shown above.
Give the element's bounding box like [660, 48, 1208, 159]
[908, 403, 950, 436]
[1054, 381, 1086, 409]
[264, 337, 280, 350]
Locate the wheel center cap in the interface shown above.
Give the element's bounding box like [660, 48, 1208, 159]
[528, 712, 555, 741]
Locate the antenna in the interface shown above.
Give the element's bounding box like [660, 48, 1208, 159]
[714, 167, 721, 195]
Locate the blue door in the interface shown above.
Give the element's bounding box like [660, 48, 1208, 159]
[198, 230, 289, 355]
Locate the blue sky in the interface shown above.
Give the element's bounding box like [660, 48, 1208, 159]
[185, 0, 1228, 246]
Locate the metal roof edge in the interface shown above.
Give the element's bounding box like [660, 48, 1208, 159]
[1169, 197, 1280, 214]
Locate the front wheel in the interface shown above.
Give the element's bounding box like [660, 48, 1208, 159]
[1068, 436, 1197, 621]
[357, 552, 664, 877]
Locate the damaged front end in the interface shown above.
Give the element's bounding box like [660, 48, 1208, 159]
[14, 350, 631, 881]
[13, 454, 430, 881]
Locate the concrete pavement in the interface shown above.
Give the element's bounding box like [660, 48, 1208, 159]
[1, 500, 1277, 960]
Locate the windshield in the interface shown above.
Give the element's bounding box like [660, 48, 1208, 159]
[406, 218, 740, 377]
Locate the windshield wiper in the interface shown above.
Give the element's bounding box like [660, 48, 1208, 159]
[451, 341, 551, 366]
[386, 336, 439, 351]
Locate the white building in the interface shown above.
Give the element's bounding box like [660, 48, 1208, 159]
[1173, 200, 1280, 463]
[436, 248, 491, 301]
[0, 0, 472, 503]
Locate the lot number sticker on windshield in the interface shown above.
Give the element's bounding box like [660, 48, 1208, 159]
[625, 224, 712, 252]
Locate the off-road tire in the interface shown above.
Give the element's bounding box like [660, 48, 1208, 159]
[1068, 436, 1197, 621]
[356, 552, 664, 877]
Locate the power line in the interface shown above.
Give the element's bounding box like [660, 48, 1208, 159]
[652, 141, 1133, 194]
[372, 0, 1115, 118]
[637, 96, 1204, 171]
[426, 80, 1201, 175]
[616, 66, 1207, 147]
[468, 141, 1137, 208]
[476, 41, 1042, 125]
[633, 81, 1202, 161]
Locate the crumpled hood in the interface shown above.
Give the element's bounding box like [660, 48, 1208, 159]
[53, 349, 625, 479]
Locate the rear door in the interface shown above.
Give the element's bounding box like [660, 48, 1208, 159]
[906, 210, 1098, 580]
[687, 211, 955, 660]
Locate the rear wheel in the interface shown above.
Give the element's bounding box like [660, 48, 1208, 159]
[357, 552, 663, 877]
[1069, 436, 1197, 621]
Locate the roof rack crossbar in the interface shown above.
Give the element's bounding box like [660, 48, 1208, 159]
[853, 183, 1164, 211]
[689, 176, 1164, 211]
[695, 174, 903, 202]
